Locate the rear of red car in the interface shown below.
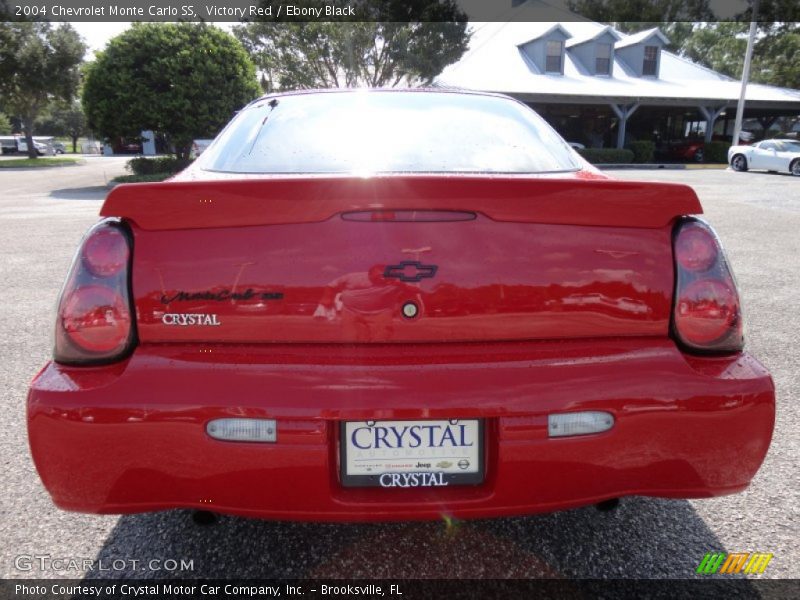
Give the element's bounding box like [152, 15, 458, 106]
[27, 90, 774, 521]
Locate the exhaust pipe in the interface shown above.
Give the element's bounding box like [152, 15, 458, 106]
[595, 498, 620, 512]
[191, 510, 218, 525]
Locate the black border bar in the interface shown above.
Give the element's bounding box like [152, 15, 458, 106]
[2, 578, 799, 600]
[0, 0, 763, 23]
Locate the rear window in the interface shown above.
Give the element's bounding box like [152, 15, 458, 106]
[199, 91, 581, 175]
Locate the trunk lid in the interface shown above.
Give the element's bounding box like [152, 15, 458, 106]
[102, 176, 701, 344]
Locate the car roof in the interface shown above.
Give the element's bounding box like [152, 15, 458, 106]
[245, 87, 517, 109]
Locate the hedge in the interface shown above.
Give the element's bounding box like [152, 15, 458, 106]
[577, 148, 635, 164]
[112, 173, 174, 184]
[126, 156, 193, 176]
[703, 141, 730, 163]
[625, 141, 655, 163]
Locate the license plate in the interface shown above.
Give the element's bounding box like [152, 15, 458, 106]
[340, 419, 484, 488]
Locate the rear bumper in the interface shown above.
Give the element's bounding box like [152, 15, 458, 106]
[27, 339, 775, 521]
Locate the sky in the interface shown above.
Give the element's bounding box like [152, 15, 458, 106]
[72, 22, 236, 58]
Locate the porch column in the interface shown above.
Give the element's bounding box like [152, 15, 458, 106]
[698, 106, 727, 142]
[758, 116, 777, 134]
[610, 103, 640, 149]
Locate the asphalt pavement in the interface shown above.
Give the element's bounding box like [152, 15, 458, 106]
[0, 161, 797, 580]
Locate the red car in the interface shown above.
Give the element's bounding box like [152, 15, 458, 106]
[28, 90, 774, 521]
[664, 139, 705, 162]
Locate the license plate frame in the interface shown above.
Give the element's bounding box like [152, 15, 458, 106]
[339, 419, 484, 488]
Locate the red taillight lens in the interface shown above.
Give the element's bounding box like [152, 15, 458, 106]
[82, 227, 129, 277]
[54, 220, 135, 365]
[672, 218, 743, 353]
[674, 223, 717, 272]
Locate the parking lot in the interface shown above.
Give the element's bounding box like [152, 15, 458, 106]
[0, 161, 797, 580]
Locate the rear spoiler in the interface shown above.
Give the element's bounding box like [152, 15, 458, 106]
[101, 175, 702, 231]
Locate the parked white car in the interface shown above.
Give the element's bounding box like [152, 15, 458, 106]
[728, 139, 800, 176]
[16, 139, 49, 155]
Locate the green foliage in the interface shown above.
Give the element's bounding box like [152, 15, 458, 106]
[680, 22, 748, 80]
[37, 101, 87, 153]
[235, 1, 469, 90]
[703, 142, 730, 164]
[626, 141, 655, 163]
[565, 1, 712, 51]
[680, 22, 800, 90]
[0, 157, 79, 168]
[0, 23, 86, 158]
[126, 156, 193, 176]
[112, 173, 174, 184]
[739, 0, 800, 22]
[577, 148, 635, 164]
[0, 113, 11, 135]
[567, 0, 714, 22]
[82, 23, 260, 159]
[753, 27, 800, 90]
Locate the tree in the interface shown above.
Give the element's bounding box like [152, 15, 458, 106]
[82, 23, 260, 159]
[566, 0, 712, 50]
[234, 0, 470, 90]
[678, 22, 800, 90]
[680, 22, 748, 80]
[0, 113, 11, 135]
[753, 26, 800, 90]
[0, 23, 86, 158]
[38, 101, 87, 153]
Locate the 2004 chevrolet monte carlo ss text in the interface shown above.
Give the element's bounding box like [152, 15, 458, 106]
[27, 89, 775, 521]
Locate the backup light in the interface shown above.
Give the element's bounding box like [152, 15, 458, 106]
[548, 411, 614, 438]
[676, 279, 737, 344]
[206, 418, 277, 442]
[61, 285, 131, 353]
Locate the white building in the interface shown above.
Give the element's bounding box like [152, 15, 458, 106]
[436, 18, 800, 150]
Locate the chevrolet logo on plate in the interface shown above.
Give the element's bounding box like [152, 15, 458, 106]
[384, 261, 438, 282]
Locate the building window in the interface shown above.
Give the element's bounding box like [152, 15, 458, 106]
[643, 45, 658, 76]
[545, 40, 563, 73]
[596, 43, 611, 75]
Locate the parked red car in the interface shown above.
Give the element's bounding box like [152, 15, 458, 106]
[664, 139, 705, 162]
[28, 90, 774, 521]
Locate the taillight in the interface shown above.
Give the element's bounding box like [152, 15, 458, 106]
[54, 219, 136, 365]
[82, 226, 129, 276]
[672, 218, 743, 353]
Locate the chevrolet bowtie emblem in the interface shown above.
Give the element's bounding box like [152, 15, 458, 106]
[383, 261, 438, 283]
